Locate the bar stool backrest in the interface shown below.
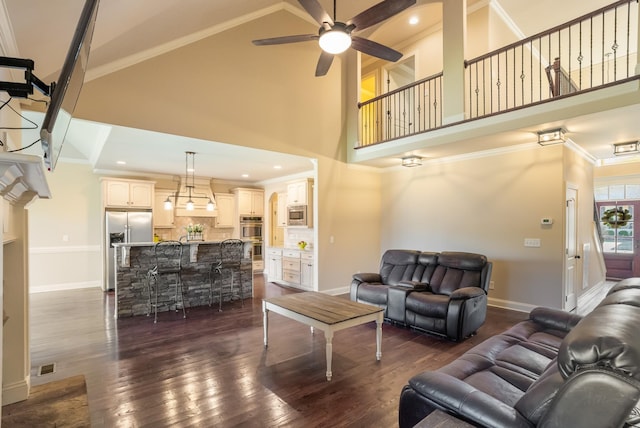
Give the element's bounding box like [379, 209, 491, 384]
[220, 239, 244, 268]
[154, 241, 183, 274]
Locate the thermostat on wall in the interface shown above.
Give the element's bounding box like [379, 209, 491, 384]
[541, 218, 553, 225]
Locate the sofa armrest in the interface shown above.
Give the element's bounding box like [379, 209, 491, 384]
[450, 286, 485, 300]
[407, 372, 532, 428]
[352, 272, 382, 284]
[529, 307, 583, 332]
[398, 280, 430, 291]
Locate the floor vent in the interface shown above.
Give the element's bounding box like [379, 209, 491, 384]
[37, 363, 56, 376]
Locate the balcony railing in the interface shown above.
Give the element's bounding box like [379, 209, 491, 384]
[357, 0, 639, 148]
[358, 73, 443, 147]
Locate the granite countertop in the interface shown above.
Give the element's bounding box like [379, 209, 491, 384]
[113, 240, 253, 247]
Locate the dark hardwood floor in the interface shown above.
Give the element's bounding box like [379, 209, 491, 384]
[26, 276, 527, 427]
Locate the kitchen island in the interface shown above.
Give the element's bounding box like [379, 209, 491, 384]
[112, 240, 253, 318]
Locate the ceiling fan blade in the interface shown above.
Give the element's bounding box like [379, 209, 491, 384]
[298, 0, 333, 26]
[315, 51, 334, 77]
[252, 34, 318, 46]
[347, 0, 416, 32]
[351, 36, 403, 62]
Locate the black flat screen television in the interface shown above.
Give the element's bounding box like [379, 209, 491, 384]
[40, 0, 100, 171]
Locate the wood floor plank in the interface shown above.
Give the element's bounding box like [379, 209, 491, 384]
[26, 276, 529, 427]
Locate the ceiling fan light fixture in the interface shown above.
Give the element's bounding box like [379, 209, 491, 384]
[319, 26, 351, 54]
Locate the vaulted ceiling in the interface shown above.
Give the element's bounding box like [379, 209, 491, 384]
[2, 0, 637, 180]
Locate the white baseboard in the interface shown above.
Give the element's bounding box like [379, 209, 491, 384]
[487, 296, 536, 313]
[2, 377, 29, 406]
[30, 281, 102, 294]
[324, 285, 350, 296]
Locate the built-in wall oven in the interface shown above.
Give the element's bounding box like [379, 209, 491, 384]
[240, 216, 263, 263]
[240, 215, 263, 240]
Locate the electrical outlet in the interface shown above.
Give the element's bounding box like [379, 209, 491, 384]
[489, 281, 495, 290]
[524, 238, 541, 247]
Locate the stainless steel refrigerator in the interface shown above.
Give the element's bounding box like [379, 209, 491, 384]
[105, 210, 153, 290]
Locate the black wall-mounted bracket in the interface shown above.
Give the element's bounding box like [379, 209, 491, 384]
[0, 56, 54, 98]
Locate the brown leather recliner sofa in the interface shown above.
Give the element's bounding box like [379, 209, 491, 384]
[398, 277, 640, 428]
[350, 249, 493, 341]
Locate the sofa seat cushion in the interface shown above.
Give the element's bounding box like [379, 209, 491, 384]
[356, 283, 389, 305]
[417, 319, 570, 407]
[405, 292, 449, 318]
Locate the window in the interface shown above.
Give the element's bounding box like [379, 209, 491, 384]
[600, 204, 634, 254]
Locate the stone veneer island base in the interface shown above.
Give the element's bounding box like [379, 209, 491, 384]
[112, 241, 253, 318]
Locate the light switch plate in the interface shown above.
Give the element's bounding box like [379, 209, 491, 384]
[524, 238, 541, 247]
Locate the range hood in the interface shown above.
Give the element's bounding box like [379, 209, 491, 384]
[174, 177, 217, 217]
[0, 152, 51, 203]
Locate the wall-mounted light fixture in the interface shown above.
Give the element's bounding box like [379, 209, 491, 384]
[613, 141, 640, 156]
[537, 128, 566, 146]
[163, 151, 216, 211]
[401, 156, 422, 167]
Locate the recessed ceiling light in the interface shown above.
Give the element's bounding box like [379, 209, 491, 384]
[116, 160, 126, 165]
[274, 165, 282, 169]
[409, 16, 419, 25]
[241, 174, 249, 178]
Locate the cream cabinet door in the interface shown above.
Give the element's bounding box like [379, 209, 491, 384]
[129, 182, 153, 208]
[105, 181, 130, 207]
[237, 190, 264, 216]
[277, 192, 288, 227]
[300, 253, 314, 289]
[215, 193, 235, 228]
[154, 190, 174, 228]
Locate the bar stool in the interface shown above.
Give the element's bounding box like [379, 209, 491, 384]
[210, 239, 244, 311]
[146, 240, 186, 323]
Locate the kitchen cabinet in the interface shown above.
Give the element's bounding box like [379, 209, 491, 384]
[103, 178, 154, 209]
[282, 251, 301, 284]
[266, 248, 283, 282]
[214, 193, 235, 228]
[233, 188, 264, 216]
[272, 249, 314, 290]
[153, 189, 175, 228]
[300, 252, 314, 289]
[286, 179, 313, 206]
[276, 192, 288, 227]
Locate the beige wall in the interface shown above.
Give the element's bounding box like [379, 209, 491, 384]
[27, 162, 102, 291]
[380, 145, 569, 309]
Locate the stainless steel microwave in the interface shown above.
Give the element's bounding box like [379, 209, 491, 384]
[287, 205, 308, 226]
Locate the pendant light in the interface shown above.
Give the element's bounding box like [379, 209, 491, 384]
[163, 151, 217, 211]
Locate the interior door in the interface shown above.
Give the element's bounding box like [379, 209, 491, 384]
[597, 200, 639, 279]
[564, 186, 578, 312]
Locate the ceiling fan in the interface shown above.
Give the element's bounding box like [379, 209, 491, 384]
[252, 0, 416, 77]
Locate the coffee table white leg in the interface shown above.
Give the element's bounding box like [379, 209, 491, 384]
[376, 313, 383, 360]
[263, 301, 269, 348]
[325, 330, 334, 381]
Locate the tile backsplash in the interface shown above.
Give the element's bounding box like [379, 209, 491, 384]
[154, 216, 233, 242]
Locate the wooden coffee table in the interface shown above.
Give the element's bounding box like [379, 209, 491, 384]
[262, 291, 384, 381]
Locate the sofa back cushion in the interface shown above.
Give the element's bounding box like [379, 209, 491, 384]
[429, 252, 488, 295]
[411, 252, 439, 284]
[379, 250, 420, 286]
